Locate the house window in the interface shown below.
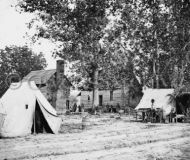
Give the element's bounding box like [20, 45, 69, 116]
[110, 90, 113, 101]
[99, 95, 103, 106]
[88, 95, 90, 101]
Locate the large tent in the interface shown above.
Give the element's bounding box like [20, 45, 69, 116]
[135, 88, 174, 117]
[0, 100, 5, 133]
[0, 81, 61, 138]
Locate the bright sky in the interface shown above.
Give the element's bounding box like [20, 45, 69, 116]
[0, 0, 58, 69]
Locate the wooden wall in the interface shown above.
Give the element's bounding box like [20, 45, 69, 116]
[81, 89, 123, 108]
[81, 88, 142, 109]
[56, 77, 70, 114]
[39, 74, 70, 114]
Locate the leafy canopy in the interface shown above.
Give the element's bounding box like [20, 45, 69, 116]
[0, 45, 47, 97]
[19, 0, 131, 90]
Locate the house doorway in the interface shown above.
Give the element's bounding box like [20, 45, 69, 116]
[99, 95, 103, 106]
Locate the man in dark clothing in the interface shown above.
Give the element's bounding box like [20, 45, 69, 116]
[72, 103, 77, 112]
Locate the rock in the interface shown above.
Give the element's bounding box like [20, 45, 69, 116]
[81, 116, 91, 130]
[118, 109, 124, 114]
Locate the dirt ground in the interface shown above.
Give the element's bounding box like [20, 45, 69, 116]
[1, 114, 190, 160]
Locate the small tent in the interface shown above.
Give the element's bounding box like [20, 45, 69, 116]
[69, 90, 81, 106]
[0, 81, 61, 138]
[135, 88, 174, 117]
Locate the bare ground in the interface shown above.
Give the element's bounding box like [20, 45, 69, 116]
[0, 114, 190, 160]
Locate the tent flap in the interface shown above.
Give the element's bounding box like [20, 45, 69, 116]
[37, 98, 61, 134]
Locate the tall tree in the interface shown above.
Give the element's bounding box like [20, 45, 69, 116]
[118, 0, 190, 89]
[0, 45, 47, 97]
[169, 0, 190, 88]
[19, 0, 123, 108]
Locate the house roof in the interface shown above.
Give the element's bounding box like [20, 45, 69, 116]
[70, 90, 81, 97]
[23, 69, 73, 87]
[23, 69, 56, 85]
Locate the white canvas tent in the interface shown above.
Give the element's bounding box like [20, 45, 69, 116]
[69, 90, 81, 106]
[0, 100, 6, 133]
[0, 81, 61, 138]
[135, 88, 174, 117]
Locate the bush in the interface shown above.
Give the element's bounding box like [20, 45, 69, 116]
[65, 110, 70, 115]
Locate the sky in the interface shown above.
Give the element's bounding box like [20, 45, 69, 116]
[0, 0, 59, 69]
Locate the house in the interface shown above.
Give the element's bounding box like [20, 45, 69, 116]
[81, 89, 125, 108]
[23, 60, 72, 114]
[80, 75, 143, 109]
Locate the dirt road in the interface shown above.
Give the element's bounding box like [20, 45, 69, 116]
[0, 114, 190, 160]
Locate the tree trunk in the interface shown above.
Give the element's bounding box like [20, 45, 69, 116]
[179, 60, 185, 87]
[121, 80, 126, 107]
[155, 25, 159, 89]
[152, 58, 156, 89]
[92, 68, 99, 109]
[156, 50, 160, 89]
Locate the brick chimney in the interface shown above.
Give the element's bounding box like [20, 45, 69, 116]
[56, 60, 65, 85]
[56, 60, 66, 114]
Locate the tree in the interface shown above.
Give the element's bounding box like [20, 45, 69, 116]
[0, 45, 47, 97]
[19, 0, 190, 108]
[118, 0, 190, 90]
[121, 0, 172, 88]
[168, 0, 190, 88]
[19, 0, 123, 109]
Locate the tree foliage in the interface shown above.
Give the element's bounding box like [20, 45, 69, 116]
[19, 0, 132, 107]
[18, 0, 190, 105]
[0, 45, 47, 97]
[117, 0, 190, 89]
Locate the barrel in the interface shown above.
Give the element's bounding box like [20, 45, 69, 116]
[82, 116, 90, 130]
